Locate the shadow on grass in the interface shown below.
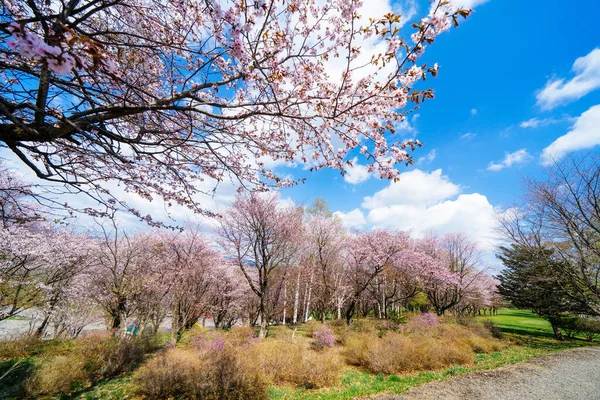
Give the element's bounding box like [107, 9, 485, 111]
[0, 359, 36, 400]
[496, 324, 555, 338]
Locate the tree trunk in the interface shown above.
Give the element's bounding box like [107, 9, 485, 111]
[282, 280, 287, 325]
[550, 321, 564, 341]
[258, 296, 267, 339]
[292, 267, 301, 324]
[303, 271, 314, 323]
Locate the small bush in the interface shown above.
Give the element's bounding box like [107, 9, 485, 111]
[299, 349, 343, 388]
[312, 327, 335, 350]
[0, 335, 72, 360]
[133, 346, 269, 400]
[228, 326, 257, 346]
[26, 334, 160, 396]
[343, 330, 474, 374]
[132, 348, 203, 399]
[410, 312, 440, 329]
[26, 355, 87, 396]
[342, 322, 504, 375]
[302, 320, 324, 337]
[250, 339, 342, 388]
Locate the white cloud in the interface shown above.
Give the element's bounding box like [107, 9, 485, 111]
[487, 149, 532, 171]
[367, 193, 499, 251]
[362, 169, 460, 209]
[452, 0, 489, 8]
[460, 133, 476, 140]
[355, 169, 500, 251]
[333, 208, 367, 230]
[519, 116, 574, 129]
[417, 149, 437, 165]
[343, 158, 372, 184]
[470, 108, 478, 116]
[536, 48, 600, 110]
[541, 104, 600, 165]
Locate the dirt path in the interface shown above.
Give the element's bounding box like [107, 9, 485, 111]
[377, 347, 600, 400]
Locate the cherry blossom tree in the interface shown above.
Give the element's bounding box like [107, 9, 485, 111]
[0, 225, 94, 326]
[89, 220, 158, 332]
[218, 192, 302, 338]
[153, 227, 223, 343]
[344, 229, 406, 324]
[304, 199, 346, 322]
[418, 233, 486, 316]
[0, 162, 44, 227]
[1, 0, 470, 222]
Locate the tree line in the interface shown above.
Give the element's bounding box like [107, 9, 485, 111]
[1, 165, 501, 341]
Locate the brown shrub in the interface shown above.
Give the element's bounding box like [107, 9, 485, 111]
[0, 335, 72, 360]
[132, 346, 269, 400]
[26, 334, 159, 397]
[25, 355, 88, 396]
[132, 348, 202, 399]
[250, 339, 342, 388]
[301, 320, 324, 337]
[342, 324, 498, 374]
[227, 326, 256, 345]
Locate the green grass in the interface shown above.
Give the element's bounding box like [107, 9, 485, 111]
[481, 308, 555, 337]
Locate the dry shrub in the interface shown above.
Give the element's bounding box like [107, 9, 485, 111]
[75, 333, 152, 379]
[25, 355, 88, 396]
[343, 331, 474, 374]
[250, 339, 342, 388]
[132, 346, 268, 400]
[483, 320, 503, 339]
[227, 326, 256, 345]
[0, 335, 72, 360]
[132, 348, 203, 399]
[351, 319, 378, 333]
[26, 333, 158, 396]
[300, 349, 343, 388]
[342, 322, 505, 375]
[301, 320, 324, 337]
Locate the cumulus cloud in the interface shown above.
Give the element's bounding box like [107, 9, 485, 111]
[536, 48, 600, 110]
[367, 193, 499, 251]
[362, 169, 460, 209]
[541, 104, 600, 165]
[487, 149, 532, 171]
[333, 208, 367, 230]
[343, 158, 372, 184]
[351, 169, 501, 251]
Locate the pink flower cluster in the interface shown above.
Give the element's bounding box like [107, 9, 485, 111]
[313, 326, 335, 349]
[6, 23, 75, 75]
[412, 312, 440, 328]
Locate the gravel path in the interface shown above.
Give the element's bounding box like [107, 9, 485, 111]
[378, 347, 600, 400]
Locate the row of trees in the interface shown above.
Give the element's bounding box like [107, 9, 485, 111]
[498, 154, 600, 339]
[1, 165, 501, 340]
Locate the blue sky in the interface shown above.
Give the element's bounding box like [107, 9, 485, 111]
[2, 0, 600, 260]
[277, 0, 600, 252]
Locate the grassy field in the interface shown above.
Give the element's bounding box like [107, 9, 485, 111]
[2, 310, 596, 400]
[482, 308, 556, 337]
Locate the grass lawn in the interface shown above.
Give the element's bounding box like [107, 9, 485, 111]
[481, 308, 555, 337]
